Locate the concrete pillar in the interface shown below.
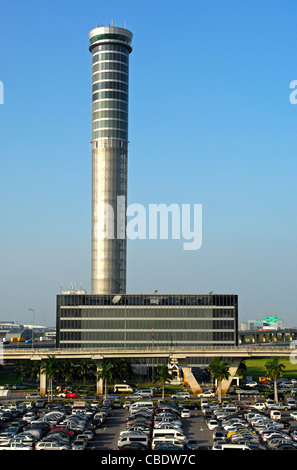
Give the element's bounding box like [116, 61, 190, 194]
[40, 370, 47, 396]
[96, 361, 104, 395]
[173, 357, 203, 395]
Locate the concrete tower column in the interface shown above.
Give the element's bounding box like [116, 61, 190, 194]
[89, 26, 133, 294]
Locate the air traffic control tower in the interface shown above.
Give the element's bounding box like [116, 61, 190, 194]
[89, 26, 133, 295]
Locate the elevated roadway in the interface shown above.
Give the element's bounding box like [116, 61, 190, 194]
[2, 345, 295, 361]
[3, 345, 296, 396]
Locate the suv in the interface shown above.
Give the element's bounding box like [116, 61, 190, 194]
[171, 392, 190, 399]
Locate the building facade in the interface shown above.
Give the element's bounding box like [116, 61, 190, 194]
[56, 293, 238, 350]
[89, 26, 133, 295]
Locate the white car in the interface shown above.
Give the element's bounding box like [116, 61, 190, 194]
[23, 412, 36, 423]
[72, 439, 88, 450]
[181, 409, 191, 418]
[290, 411, 297, 420]
[245, 381, 258, 388]
[35, 441, 70, 450]
[207, 419, 218, 430]
[25, 393, 41, 399]
[250, 402, 266, 411]
[123, 401, 132, 409]
[171, 392, 190, 399]
[198, 391, 215, 398]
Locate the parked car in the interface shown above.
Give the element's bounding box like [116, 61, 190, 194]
[198, 391, 216, 398]
[250, 402, 266, 411]
[244, 381, 258, 388]
[186, 439, 199, 450]
[72, 438, 88, 450]
[35, 441, 70, 450]
[206, 419, 219, 430]
[171, 392, 190, 399]
[180, 409, 191, 418]
[25, 393, 41, 399]
[35, 400, 45, 408]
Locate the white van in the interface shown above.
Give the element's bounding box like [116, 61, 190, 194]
[117, 433, 150, 449]
[270, 410, 281, 420]
[137, 388, 153, 397]
[212, 443, 250, 450]
[152, 428, 186, 442]
[114, 384, 134, 393]
[130, 401, 154, 412]
[224, 406, 237, 414]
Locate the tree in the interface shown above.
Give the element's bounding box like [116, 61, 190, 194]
[76, 359, 96, 385]
[154, 363, 172, 399]
[59, 359, 75, 390]
[96, 360, 115, 398]
[15, 360, 40, 385]
[265, 356, 286, 403]
[208, 357, 230, 403]
[110, 358, 133, 382]
[41, 356, 59, 401]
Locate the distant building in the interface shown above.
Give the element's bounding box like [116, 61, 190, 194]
[240, 318, 284, 331]
[4, 328, 32, 341]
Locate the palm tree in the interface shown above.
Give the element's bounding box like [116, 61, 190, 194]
[41, 356, 59, 401]
[154, 363, 172, 399]
[76, 359, 96, 385]
[96, 360, 115, 398]
[265, 356, 286, 403]
[208, 357, 230, 403]
[110, 358, 133, 382]
[15, 360, 40, 387]
[59, 359, 75, 390]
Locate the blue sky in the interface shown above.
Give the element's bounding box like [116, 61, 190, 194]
[0, 0, 297, 326]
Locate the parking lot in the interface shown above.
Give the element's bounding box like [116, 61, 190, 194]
[1, 377, 297, 451]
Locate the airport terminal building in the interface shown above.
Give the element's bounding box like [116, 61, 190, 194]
[56, 293, 238, 349]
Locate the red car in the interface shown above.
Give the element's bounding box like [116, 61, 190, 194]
[65, 392, 78, 398]
[50, 428, 75, 437]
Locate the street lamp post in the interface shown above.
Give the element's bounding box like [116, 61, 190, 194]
[28, 308, 34, 349]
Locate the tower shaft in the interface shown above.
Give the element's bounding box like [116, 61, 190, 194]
[89, 26, 133, 294]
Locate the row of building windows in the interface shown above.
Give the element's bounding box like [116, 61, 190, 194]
[58, 294, 237, 307]
[59, 307, 235, 319]
[92, 62, 128, 74]
[92, 129, 128, 140]
[92, 71, 128, 83]
[59, 330, 235, 342]
[92, 91, 128, 102]
[60, 339, 234, 348]
[93, 109, 128, 121]
[92, 52, 129, 65]
[59, 320, 235, 330]
[92, 120, 128, 132]
[92, 81, 128, 93]
[92, 44, 129, 54]
[92, 100, 128, 113]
